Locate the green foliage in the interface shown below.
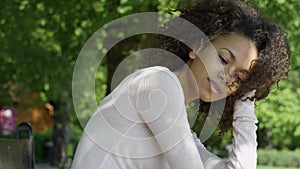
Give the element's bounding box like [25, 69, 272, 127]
[258, 149, 300, 168]
[202, 130, 232, 158]
[69, 122, 83, 142]
[258, 165, 299, 169]
[247, 0, 300, 150]
[255, 81, 300, 149]
[0, 0, 300, 156]
[33, 124, 81, 162]
[0, 132, 15, 139]
[33, 129, 53, 163]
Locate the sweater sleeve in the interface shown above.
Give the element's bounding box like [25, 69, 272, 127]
[192, 95, 258, 169]
[133, 67, 204, 169]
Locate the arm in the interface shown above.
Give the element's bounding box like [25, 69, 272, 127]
[193, 92, 258, 169]
[135, 67, 204, 169]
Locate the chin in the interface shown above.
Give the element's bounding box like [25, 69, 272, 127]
[199, 94, 212, 102]
[200, 94, 226, 103]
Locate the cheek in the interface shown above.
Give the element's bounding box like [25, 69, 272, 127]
[201, 56, 224, 75]
[196, 57, 215, 76]
[190, 59, 206, 79]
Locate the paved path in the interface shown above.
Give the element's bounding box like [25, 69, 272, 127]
[36, 163, 59, 169]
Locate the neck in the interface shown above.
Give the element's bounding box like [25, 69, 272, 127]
[173, 65, 199, 105]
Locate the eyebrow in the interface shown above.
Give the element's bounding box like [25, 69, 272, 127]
[221, 48, 236, 61]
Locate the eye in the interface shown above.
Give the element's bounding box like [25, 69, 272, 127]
[219, 55, 228, 65]
[235, 71, 248, 82]
[236, 75, 243, 81]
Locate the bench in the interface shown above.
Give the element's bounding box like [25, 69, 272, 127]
[0, 122, 35, 169]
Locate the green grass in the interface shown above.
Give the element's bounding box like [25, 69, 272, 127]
[258, 165, 300, 169]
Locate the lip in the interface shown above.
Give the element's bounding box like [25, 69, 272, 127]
[208, 79, 222, 94]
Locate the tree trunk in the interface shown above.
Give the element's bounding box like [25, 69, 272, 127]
[50, 100, 70, 168]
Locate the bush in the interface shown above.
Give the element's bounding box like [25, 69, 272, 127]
[34, 129, 53, 163]
[258, 149, 300, 168]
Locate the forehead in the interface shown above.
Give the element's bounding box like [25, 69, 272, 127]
[212, 33, 258, 70]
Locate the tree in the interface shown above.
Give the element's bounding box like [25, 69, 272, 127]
[1, 0, 299, 166]
[0, 0, 107, 166]
[248, 0, 300, 149]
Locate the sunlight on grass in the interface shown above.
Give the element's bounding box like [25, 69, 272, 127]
[258, 165, 300, 169]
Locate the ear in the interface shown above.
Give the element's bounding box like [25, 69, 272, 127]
[189, 51, 197, 60]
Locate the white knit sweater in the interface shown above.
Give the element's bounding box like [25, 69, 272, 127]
[71, 66, 258, 169]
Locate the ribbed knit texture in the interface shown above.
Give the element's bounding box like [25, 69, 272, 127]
[71, 66, 257, 169]
[193, 92, 258, 169]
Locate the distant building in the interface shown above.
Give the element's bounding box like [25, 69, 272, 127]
[0, 92, 54, 134]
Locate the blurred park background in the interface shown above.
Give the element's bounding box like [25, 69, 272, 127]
[0, 0, 299, 168]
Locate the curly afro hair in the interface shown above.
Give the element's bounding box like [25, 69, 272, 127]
[158, 0, 291, 133]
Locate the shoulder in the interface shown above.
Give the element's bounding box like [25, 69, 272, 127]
[134, 66, 173, 77]
[111, 66, 184, 104]
[132, 66, 183, 91]
[134, 66, 180, 84]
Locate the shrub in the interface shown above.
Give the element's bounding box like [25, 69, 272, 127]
[34, 129, 53, 163]
[258, 149, 300, 168]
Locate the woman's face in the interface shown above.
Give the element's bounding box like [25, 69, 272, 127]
[189, 33, 258, 102]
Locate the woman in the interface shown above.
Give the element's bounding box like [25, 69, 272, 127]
[71, 0, 290, 169]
